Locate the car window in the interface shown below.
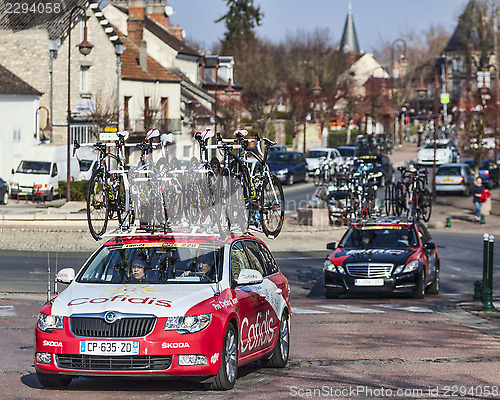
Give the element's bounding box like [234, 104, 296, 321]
[437, 166, 461, 176]
[340, 227, 417, 248]
[417, 223, 432, 244]
[242, 240, 266, 276]
[268, 152, 293, 164]
[231, 241, 251, 282]
[256, 242, 279, 275]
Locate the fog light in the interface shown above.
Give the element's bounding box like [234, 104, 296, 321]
[36, 352, 52, 364]
[178, 354, 207, 366]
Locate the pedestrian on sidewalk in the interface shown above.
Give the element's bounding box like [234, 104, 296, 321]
[471, 177, 485, 222]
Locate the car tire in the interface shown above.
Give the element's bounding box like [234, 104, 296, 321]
[2, 191, 8, 205]
[262, 311, 289, 368]
[36, 372, 72, 388]
[427, 269, 440, 295]
[287, 174, 294, 186]
[206, 324, 238, 391]
[413, 271, 426, 299]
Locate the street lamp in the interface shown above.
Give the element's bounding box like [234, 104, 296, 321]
[115, 43, 125, 130]
[391, 38, 407, 145]
[303, 65, 322, 153]
[35, 106, 51, 143]
[67, 6, 93, 202]
[204, 55, 219, 137]
[416, 63, 439, 198]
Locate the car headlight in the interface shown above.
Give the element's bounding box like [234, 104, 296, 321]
[37, 313, 64, 332]
[277, 168, 289, 175]
[324, 259, 345, 274]
[394, 260, 420, 275]
[164, 314, 211, 334]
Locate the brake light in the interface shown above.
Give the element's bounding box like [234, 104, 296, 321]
[459, 177, 464, 184]
[483, 171, 489, 176]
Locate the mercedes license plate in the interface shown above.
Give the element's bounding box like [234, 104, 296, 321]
[354, 278, 384, 286]
[80, 341, 139, 355]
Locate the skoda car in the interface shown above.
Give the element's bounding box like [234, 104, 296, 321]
[35, 233, 291, 390]
[323, 217, 439, 299]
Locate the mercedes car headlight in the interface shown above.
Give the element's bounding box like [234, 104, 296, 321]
[324, 259, 345, 274]
[278, 168, 289, 175]
[37, 313, 64, 332]
[164, 314, 211, 334]
[394, 260, 419, 275]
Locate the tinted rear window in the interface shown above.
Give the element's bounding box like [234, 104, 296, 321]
[437, 166, 461, 176]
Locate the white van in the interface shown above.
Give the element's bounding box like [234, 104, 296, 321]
[305, 148, 343, 176]
[75, 146, 99, 181]
[10, 145, 79, 201]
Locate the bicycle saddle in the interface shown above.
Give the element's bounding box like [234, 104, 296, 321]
[201, 129, 214, 141]
[160, 133, 175, 146]
[117, 131, 129, 141]
[145, 128, 160, 140]
[234, 129, 248, 137]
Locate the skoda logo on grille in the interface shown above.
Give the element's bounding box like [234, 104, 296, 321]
[104, 311, 117, 324]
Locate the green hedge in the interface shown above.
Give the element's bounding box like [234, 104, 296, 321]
[327, 129, 360, 147]
[58, 180, 89, 201]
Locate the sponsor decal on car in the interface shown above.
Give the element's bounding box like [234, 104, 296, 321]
[161, 342, 190, 349]
[121, 243, 199, 249]
[43, 340, 63, 347]
[240, 310, 275, 353]
[211, 298, 238, 310]
[67, 295, 172, 308]
[346, 249, 406, 256]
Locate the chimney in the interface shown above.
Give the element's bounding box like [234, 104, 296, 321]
[148, 0, 170, 28]
[139, 39, 148, 72]
[127, 0, 145, 46]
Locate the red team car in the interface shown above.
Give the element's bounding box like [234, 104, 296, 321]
[35, 233, 291, 390]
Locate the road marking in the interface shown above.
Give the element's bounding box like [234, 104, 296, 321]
[292, 307, 329, 315]
[0, 306, 16, 316]
[494, 302, 500, 310]
[318, 305, 385, 314]
[376, 304, 433, 313]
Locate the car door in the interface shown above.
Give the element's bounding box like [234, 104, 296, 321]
[230, 241, 267, 357]
[417, 223, 437, 283]
[296, 153, 307, 181]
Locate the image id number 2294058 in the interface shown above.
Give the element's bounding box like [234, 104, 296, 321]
[5, 2, 61, 14]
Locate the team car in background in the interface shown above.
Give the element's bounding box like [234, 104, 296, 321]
[323, 217, 440, 299]
[417, 140, 457, 166]
[35, 233, 290, 390]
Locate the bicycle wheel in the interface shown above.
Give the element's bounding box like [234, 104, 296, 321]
[215, 169, 231, 239]
[87, 168, 109, 240]
[228, 174, 249, 232]
[260, 174, 285, 238]
[419, 188, 432, 222]
[384, 182, 393, 216]
[394, 182, 405, 216]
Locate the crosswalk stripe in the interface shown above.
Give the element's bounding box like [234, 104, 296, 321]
[0, 306, 16, 316]
[318, 305, 385, 314]
[292, 307, 329, 315]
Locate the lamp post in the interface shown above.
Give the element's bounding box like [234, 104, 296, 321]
[204, 55, 219, 137]
[391, 38, 407, 146]
[67, 6, 93, 202]
[303, 65, 322, 153]
[416, 64, 439, 198]
[115, 43, 125, 130]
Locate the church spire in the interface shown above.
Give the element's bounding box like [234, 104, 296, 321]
[340, 0, 361, 55]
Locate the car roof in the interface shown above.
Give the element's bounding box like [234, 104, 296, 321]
[349, 216, 415, 228]
[438, 163, 469, 168]
[102, 232, 260, 248]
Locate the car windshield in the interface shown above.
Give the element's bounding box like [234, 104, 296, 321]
[267, 152, 293, 164]
[423, 142, 449, 150]
[478, 160, 490, 169]
[16, 161, 51, 175]
[340, 227, 418, 248]
[79, 160, 94, 172]
[337, 147, 355, 157]
[437, 166, 461, 176]
[77, 243, 223, 284]
[306, 150, 328, 158]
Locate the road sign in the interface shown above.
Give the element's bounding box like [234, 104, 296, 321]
[440, 93, 450, 104]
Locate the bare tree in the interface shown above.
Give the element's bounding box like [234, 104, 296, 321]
[86, 88, 118, 140]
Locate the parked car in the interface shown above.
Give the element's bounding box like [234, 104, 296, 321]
[323, 217, 440, 299]
[305, 148, 343, 177]
[0, 177, 9, 205]
[435, 163, 474, 195]
[464, 158, 500, 188]
[269, 144, 287, 152]
[417, 140, 457, 166]
[34, 232, 291, 390]
[267, 151, 307, 185]
[336, 145, 358, 161]
[353, 154, 394, 186]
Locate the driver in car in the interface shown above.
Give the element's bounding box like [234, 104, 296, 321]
[181, 253, 215, 279]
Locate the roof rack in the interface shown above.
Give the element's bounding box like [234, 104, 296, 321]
[350, 215, 414, 226]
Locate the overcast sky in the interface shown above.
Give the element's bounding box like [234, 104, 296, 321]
[166, 0, 468, 52]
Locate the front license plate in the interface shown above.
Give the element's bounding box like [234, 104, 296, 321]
[355, 278, 384, 286]
[80, 341, 139, 355]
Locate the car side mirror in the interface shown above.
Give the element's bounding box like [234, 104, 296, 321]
[55, 268, 75, 284]
[236, 269, 263, 286]
[326, 242, 336, 250]
[423, 242, 436, 250]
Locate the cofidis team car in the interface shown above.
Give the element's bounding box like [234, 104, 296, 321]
[323, 217, 439, 299]
[35, 233, 291, 390]
[417, 140, 457, 166]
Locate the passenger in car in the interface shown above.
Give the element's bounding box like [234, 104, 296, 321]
[131, 260, 147, 282]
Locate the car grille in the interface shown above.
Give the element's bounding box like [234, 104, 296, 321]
[345, 263, 393, 278]
[70, 316, 156, 338]
[55, 354, 172, 371]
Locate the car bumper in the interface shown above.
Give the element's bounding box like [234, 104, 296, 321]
[435, 183, 468, 192]
[324, 271, 420, 295]
[34, 317, 224, 378]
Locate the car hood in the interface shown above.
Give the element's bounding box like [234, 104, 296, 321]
[268, 163, 292, 172]
[332, 248, 415, 265]
[306, 158, 324, 169]
[51, 283, 218, 317]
